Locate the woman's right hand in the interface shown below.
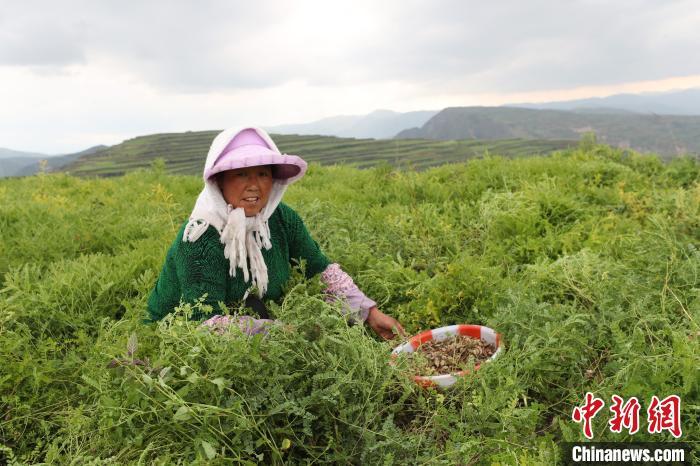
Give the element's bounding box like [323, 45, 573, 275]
[365, 307, 406, 340]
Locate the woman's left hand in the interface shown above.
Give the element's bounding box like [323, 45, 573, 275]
[365, 306, 407, 340]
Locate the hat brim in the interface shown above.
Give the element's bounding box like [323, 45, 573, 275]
[204, 145, 307, 184]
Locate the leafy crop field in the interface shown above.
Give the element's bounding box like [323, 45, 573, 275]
[1, 143, 698, 464]
[57, 130, 575, 177]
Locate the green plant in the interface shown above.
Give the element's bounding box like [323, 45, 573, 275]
[1, 145, 698, 463]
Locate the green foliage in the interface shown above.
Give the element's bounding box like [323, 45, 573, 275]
[1, 144, 698, 463]
[579, 131, 598, 151]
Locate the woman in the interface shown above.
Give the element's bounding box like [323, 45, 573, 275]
[147, 126, 406, 340]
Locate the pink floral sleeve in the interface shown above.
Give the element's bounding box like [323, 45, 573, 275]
[320, 263, 376, 323]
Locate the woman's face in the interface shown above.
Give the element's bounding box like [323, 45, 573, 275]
[217, 165, 273, 217]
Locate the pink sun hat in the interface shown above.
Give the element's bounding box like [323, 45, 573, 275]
[204, 128, 307, 184]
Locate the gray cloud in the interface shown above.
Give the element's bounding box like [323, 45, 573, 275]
[354, 0, 700, 92]
[1, 0, 698, 93]
[0, 14, 86, 67]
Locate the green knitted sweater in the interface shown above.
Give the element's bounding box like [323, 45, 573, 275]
[146, 202, 331, 321]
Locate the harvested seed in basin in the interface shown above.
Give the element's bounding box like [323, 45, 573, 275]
[410, 336, 496, 376]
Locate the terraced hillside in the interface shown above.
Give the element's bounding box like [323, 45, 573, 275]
[58, 131, 576, 176]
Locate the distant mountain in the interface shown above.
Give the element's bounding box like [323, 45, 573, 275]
[511, 88, 700, 115]
[1, 157, 42, 177]
[395, 106, 700, 157]
[0, 148, 53, 159]
[0, 148, 50, 177]
[0, 145, 107, 178]
[568, 107, 640, 115]
[267, 109, 438, 139]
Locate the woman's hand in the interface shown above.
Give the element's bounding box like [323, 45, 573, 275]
[365, 306, 407, 340]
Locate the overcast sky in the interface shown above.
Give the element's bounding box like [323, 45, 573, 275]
[1, 0, 700, 153]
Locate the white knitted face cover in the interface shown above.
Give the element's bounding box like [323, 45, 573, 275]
[183, 179, 287, 299]
[218, 182, 287, 297]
